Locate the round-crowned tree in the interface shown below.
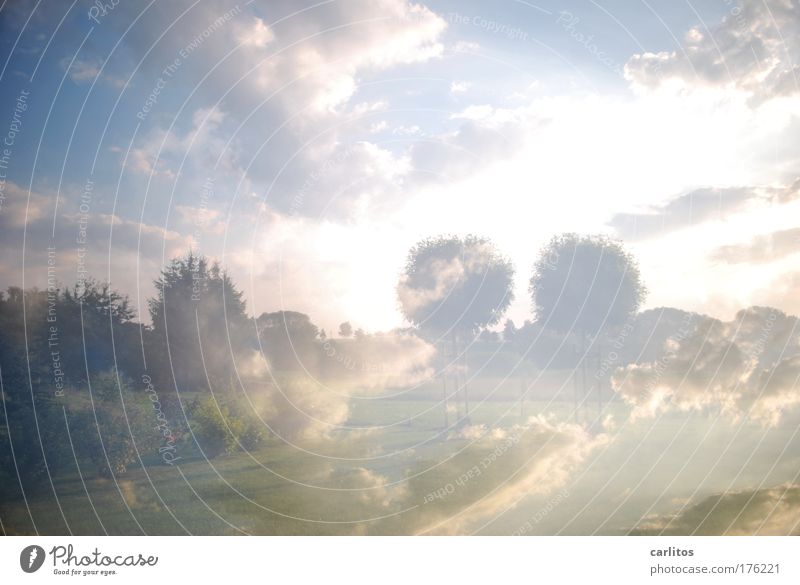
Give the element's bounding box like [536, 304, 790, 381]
[530, 233, 645, 338]
[397, 235, 515, 336]
[397, 235, 514, 425]
[530, 233, 646, 424]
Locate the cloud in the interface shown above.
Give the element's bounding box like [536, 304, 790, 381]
[64, 58, 101, 83]
[0, 181, 191, 319]
[243, 375, 350, 443]
[129, 107, 229, 179]
[230, 329, 435, 444]
[173, 205, 223, 231]
[406, 119, 527, 184]
[110, 0, 447, 221]
[322, 332, 436, 392]
[369, 120, 388, 133]
[754, 272, 800, 317]
[624, 1, 800, 103]
[0, 180, 53, 227]
[396, 236, 514, 333]
[396, 252, 472, 316]
[608, 186, 755, 241]
[632, 484, 800, 535]
[236, 17, 275, 48]
[612, 306, 800, 425]
[712, 227, 800, 264]
[274, 140, 411, 218]
[61, 57, 126, 88]
[609, 180, 800, 241]
[233, 350, 353, 444]
[410, 416, 607, 534]
[324, 466, 408, 510]
[12, 0, 800, 334]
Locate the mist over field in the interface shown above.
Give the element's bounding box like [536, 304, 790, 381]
[1, 0, 800, 536]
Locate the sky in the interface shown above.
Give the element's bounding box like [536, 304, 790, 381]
[0, 0, 798, 333]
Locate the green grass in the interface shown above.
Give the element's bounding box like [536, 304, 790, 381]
[3, 395, 800, 536]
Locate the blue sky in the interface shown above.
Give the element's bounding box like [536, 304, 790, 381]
[1, 0, 799, 331]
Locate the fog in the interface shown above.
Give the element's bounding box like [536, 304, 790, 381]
[3, 233, 799, 536]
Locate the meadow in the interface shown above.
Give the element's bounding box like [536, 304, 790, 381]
[5, 383, 799, 536]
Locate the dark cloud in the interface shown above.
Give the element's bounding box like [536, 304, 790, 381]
[609, 180, 799, 241]
[608, 187, 754, 241]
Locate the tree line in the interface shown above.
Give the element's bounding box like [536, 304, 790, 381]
[0, 233, 646, 501]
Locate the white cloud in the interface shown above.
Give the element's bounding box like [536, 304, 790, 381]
[612, 307, 800, 425]
[64, 58, 100, 83]
[416, 416, 608, 534]
[369, 120, 388, 133]
[323, 332, 437, 392]
[625, 1, 800, 103]
[236, 17, 275, 48]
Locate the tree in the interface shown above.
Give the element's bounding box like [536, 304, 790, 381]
[529, 233, 646, 422]
[56, 279, 139, 382]
[397, 235, 515, 425]
[0, 282, 144, 498]
[338, 322, 353, 338]
[256, 311, 321, 373]
[398, 235, 514, 335]
[189, 396, 240, 457]
[479, 330, 499, 342]
[189, 394, 265, 457]
[502, 319, 516, 342]
[530, 234, 645, 336]
[148, 252, 247, 393]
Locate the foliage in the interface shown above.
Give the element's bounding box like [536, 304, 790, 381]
[256, 310, 321, 372]
[148, 252, 249, 391]
[189, 395, 265, 457]
[68, 371, 160, 477]
[529, 233, 646, 337]
[397, 234, 515, 336]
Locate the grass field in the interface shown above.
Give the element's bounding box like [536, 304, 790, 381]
[3, 389, 800, 536]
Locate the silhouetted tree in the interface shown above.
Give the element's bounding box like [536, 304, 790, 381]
[256, 310, 321, 373]
[338, 322, 353, 337]
[148, 252, 247, 393]
[530, 233, 646, 422]
[397, 235, 514, 425]
[502, 319, 516, 342]
[0, 281, 144, 503]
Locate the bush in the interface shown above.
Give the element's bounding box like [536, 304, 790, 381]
[229, 404, 265, 450]
[69, 371, 159, 477]
[190, 396, 239, 457]
[190, 396, 265, 457]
